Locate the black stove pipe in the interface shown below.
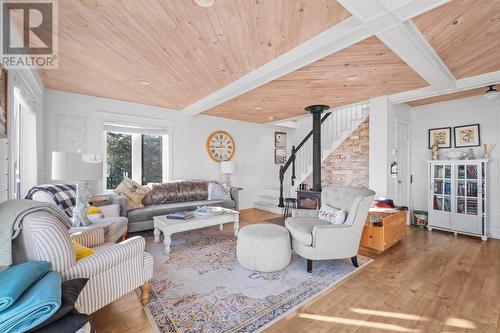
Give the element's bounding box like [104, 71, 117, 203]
[305, 104, 330, 192]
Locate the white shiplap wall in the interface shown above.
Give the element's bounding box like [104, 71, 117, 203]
[44, 90, 286, 209]
[409, 95, 500, 239]
[369, 97, 411, 199]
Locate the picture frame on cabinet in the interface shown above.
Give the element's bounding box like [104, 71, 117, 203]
[428, 127, 451, 149]
[454, 124, 481, 148]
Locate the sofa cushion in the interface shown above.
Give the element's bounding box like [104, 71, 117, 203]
[208, 183, 230, 200]
[285, 217, 330, 246]
[149, 181, 210, 204]
[126, 200, 235, 223]
[114, 177, 150, 209]
[87, 216, 128, 243]
[318, 205, 346, 225]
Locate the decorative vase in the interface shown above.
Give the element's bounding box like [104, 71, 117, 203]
[431, 142, 440, 160]
[483, 144, 496, 159]
[72, 180, 92, 227]
[465, 148, 476, 160]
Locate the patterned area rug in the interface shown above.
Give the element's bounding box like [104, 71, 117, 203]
[142, 225, 372, 333]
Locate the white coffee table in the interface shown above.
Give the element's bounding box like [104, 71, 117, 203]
[153, 209, 240, 255]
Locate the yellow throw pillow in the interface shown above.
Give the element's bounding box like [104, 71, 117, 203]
[114, 177, 150, 209]
[72, 241, 95, 261]
[87, 206, 100, 215]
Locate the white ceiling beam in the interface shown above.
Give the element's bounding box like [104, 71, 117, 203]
[181, 17, 370, 117]
[337, 0, 450, 33]
[378, 22, 456, 90]
[182, 0, 451, 118]
[339, 0, 455, 90]
[389, 70, 500, 104]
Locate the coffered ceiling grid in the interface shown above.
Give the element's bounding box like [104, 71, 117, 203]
[40, 0, 350, 110]
[203, 37, 428, 123]
[37, 0, 500, 122]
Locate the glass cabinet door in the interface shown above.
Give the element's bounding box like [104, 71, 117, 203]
[455, 164, 478, 216]
[432, 164, 451, 212]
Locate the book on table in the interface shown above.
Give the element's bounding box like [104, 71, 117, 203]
[166, 211, 194, 220]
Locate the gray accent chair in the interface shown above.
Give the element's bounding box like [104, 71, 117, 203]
[285, 186, 375, 273]
[108, 187, 241, 232]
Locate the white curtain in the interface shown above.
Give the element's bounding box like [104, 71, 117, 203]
[13, 87, 37, 198]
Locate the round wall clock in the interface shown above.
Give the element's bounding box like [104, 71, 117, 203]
[206, 131, 235, 162]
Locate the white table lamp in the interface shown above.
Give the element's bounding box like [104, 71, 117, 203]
[52, 151, 103, 226]
[220, 161, 234, 187]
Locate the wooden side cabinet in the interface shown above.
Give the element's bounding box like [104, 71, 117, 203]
[360, 210, 407, 254]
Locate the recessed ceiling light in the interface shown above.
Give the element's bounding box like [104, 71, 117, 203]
[138, 79, 150, 86]
[194, 0, 215, 7]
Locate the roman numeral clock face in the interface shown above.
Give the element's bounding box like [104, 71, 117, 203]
[206, 131, 235, 162]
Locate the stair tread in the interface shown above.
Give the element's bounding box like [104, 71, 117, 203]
[254, 202, 283, 214]
[256, 112, 367, 211]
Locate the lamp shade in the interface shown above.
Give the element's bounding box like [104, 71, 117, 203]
[220, 161, 234, 174]
[52, 151, 103, 181]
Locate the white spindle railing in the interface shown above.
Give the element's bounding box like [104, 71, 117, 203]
[281, 103, 369, 199]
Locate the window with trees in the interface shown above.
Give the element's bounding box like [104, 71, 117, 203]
[105, 129, 167, 190]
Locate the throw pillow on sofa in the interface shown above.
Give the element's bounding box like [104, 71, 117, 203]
[318, 205, 346, 225]
[208, 183, 231, 200]
[149, 180, 210, 204]
[72, 241, 95, 261]
[114, 177, 150, 209]
[86, 206, 100, 215]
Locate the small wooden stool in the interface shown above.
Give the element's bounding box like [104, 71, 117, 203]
[283, 198, 297, 218]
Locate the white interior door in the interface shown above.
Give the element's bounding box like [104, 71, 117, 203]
[396, 120, 410, 207]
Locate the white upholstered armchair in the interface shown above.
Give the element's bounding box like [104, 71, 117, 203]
[285, 186, 375, 273]
[12, 210, 153, 314]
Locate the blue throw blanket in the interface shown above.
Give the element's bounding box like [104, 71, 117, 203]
[0, 272, 62, 333]
[0, 262, 52, 312]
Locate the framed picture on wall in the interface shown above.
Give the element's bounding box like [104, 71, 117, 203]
[275, 149, 286, 164]
[0, 67, 7, 138]
[454, 124, 480, 148]
[275, 132, 287, 148]
[428, 127, 451, 149]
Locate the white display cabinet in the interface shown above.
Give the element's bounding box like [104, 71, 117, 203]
[427, 160, 488, 241]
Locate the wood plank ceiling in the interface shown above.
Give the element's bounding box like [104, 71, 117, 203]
[413, 0, 500, 79]
[40, 0, 351, 110]
[406, 87, 488, 107]
[203, 37, 428, 123]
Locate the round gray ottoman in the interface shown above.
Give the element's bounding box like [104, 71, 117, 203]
[237, 224, 291, 272]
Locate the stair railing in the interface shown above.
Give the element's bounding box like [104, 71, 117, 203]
[278, 112, 332, 207]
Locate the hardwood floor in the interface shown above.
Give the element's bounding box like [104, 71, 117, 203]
[92, 209, 500, 333]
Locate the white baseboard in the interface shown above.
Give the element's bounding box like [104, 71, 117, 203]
[489, 227, 500, 240]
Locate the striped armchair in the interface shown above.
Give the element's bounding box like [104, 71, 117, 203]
[11, 211, 153, 314]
